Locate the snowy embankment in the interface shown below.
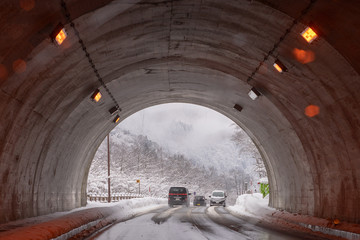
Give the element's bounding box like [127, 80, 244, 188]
[0, 197, 167, 240]
[227, 193, 272, 218]
[227, 193, 360, 240]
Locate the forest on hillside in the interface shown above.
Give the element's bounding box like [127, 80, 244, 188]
[87, 127, 266, 204]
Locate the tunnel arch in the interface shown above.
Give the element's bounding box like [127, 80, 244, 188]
[0, 0, 359, 224]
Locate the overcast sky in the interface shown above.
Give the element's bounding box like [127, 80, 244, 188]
[118, 103, 235, 145]
[117, 103, 243, 169]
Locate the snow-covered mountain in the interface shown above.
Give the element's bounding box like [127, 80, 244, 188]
[88, 129, 229, 197]
[117, 104, 257, 172]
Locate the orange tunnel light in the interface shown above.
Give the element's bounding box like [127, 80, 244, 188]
[301, 27, 318, 43]
[113, 115, 120, 123]
[50, 23, 67, 45]
[55, 28, 67, 45]
[273, 63, 283, 72]
[273, 59, 287, 73]
[91, 89, 102, 102]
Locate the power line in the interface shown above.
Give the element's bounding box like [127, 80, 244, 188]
[60, 0, 121, 111]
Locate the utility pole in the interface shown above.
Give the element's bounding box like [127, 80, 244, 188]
[107, 134, 111, 203]
[235, 174, 239, 195]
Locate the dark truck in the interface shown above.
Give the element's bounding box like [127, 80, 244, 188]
[168, 187, 191, 207]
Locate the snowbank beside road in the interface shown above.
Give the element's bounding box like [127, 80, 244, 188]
[0, 197, 167, 240]
[227, 193, 272, 218]
[98, 197, 167, 221]
[227, 193, 360, 240]
[87, 197, 167, 212]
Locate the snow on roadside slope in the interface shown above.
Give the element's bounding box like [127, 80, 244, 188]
[227, 194, 360, 240]
[0, 197, 167, 240]
[227, 193, 272, 218]
[99, 197, 167, 221]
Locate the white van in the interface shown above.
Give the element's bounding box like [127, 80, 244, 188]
[209, 190, 227, 207]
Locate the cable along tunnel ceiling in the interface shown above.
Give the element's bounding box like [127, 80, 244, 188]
[0, 0, 359, 224]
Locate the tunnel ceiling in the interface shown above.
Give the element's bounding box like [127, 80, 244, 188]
[0, 0, 360, 224]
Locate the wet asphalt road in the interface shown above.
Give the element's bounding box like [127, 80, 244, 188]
[93, 205, 330, 240]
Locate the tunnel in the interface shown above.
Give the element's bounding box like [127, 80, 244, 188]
[0, 0, 359, 225]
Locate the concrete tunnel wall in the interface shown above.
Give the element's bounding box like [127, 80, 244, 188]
[0, 0, 359, 224]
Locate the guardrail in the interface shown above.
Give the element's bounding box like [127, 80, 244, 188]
[87, 193, 144, 202]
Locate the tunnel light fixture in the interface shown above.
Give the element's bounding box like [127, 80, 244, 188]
[113, 115, 120, 123]
[90, 89, 102, 102]
[273, 59, 287, 73]
[301, 26, 318, 43]
[248, 87, 261, 100]
[109, 106, 118, 115]
[50, 23, 67, 45]
[233, 104, 243, 112]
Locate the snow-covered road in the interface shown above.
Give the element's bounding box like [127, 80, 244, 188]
[93, 206, 319, 240]
[1, 196, 357, 239]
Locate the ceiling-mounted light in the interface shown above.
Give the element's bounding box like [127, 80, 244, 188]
[233, 104, 243, 112]
[248, 87, 261, 100]
[273, 59, 287, 73]
[300, 26, 318, 43]
[109, 106, 118, 115]
[90, 89, 102, 102]
[50, 23, 67, 45]
[113, 115, 120, 123]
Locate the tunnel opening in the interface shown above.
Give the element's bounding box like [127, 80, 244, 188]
[0, 0, 359, 226]
[87, 103, 268, 206]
